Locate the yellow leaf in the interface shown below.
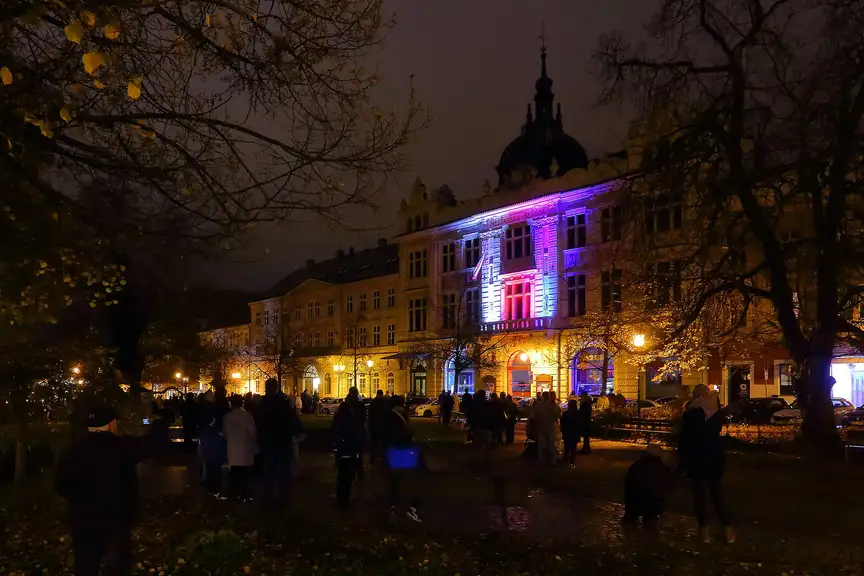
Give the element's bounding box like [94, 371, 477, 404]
[103, 22, 121, 40]
[6, 138, 11, 150]
[80, 10, 96, 27]
[39, 123, 53, 138]
[1, 67, 12, 85]
[93, 79, 106, 89]
[205, 14, 212, 27]
[127, 81, 141, 100]
[82, 51, 107, 75]
[60, 108, 72, 122]
[65, 21, 84, 43]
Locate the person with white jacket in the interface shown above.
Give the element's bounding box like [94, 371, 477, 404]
[222, 395, 258, 501]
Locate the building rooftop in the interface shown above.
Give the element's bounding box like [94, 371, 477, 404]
[259, 241, 399, 301]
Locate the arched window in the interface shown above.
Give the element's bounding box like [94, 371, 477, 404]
[372, 372, 381, 391]
[508, 351, 532, 398]
[324, 373, 332, 395]
[387, 372, 395, 394]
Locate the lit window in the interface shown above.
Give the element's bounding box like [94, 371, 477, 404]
[505, 225, 531, 260]
[504, 280, 532, 320]
[324, 374, 332, 394]
[373, 325, 381, 346]
[442, 293, 457, 329]
[387, 372, 395, 394]
[387, 288, 396, 307]
[464, 237, 481, 268]
[649, 260, 681, 306]
[567, 274, 587, 317]
[601, 206, 622, 242]
[566, 214, 586, 249]
[327, 330, 335, 348]
[359, 327, 367, 347]
[601, 269, 622, 312]
[373, 291, 380, 309]
[466, 288, 481, 325]
[442, 243, 457, 273]
[372, 372, 380, 391]
[778, 363, 795, 395]
[408, 298, 428, 332]
[387, 324, 395, 345]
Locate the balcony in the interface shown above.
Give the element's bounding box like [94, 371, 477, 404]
[479, 317, 552, 334]
[562, 247, 587, 270]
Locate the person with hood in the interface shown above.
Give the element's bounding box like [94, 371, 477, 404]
[56, 405, 169, 576]
[678, 384, 734, 544]
[257, 378, 302, 505]
[381, 395, 422, 523]
[222, 394, 258, 502]
[559, 399, 581, 466]
[331, 387, 366, 508]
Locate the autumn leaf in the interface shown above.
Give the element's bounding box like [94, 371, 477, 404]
[60, 108, 72, 122]
[128, 77, 143, 99]
[1, 67, 12, 85]
[80, 10, 97, 27]
[104, 22, 121, 40]
[65, 21, 84, 43]
[93, 79, 106, 89]
[82, 51, 108, 75]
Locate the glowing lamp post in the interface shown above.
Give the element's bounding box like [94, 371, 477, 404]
[366, 359, 374, 397]
[632, 334, 646, 421]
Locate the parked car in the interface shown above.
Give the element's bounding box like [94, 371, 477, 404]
[413, 399, 440, 418]
[626, 399, 663, 417]
[318, 397, 343, 415]
[843, 405, 864, 426]
[406, 396, 434, 412]
[772, 398, 854, 424]
[723, 397, 790, 425]
[653, 397, 679, 405]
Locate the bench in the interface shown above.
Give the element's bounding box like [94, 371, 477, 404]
[605, 418, 674, 441]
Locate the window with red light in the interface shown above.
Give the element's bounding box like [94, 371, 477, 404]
[504, 280, 533, 320]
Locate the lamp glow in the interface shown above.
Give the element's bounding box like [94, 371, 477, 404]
[231, 372, 241, 379]
[72, 366, 81, 374]
[175, 372, 182, 379]
[312, 377, 321, 386]
[366, 359, 374, 368]
[632, 334, 646, 348]
[519, 352, 529, 363]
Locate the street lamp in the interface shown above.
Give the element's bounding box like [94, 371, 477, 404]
[366, 359, 374, 397]
[632, 333, 646, 348]
[632, 334, 646, 422]
[72, 366, 81, 375]
[231, 372, 242, 379]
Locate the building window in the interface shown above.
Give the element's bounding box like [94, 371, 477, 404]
[646, 192, 683, 234]
[359, 293, 367, 311]
[442, 293, 457, 329]
[327, 299, 335, 316]
[264, 310, 270, 326]
[601, 269, 622, 312]
[464, 237, 481, 268]
[358, 327, 367, 347]
[294, 305, 300, 321]
[409, 250, 428, 278]
[567, 274, 587, 317]
[566, 214, 586, 249]
[504, 280, 532, 320]
[314, 301, 320, 318]
[346, 295, 353, 313]
[307, 302, 313, 319]
[505, 225, 531, 260]
[442, 243, 457, 273]
[466, 288, 481, 325]
[373, 325, 381, 346]
[373, 291, 380, 310]
[345, 327, 355, 347]
[274, 310, 280, 325]
[327, 330, 335, 348]
[387, 288, 395, 308]
[312, 331, 320, 348]
[324, 373, 332, 395]
[601, 206, 622, 242]
[650, 260, 682, 306]
[409, 298, 428, 332]
[387, 372, 395, 394]
[778, 363, 795, 396]
[372, 372, 380, 391]
[387, 324, 395, 345]
[255, 312, 261, 326]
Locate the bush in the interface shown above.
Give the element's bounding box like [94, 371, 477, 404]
[182, 530, 249, 575]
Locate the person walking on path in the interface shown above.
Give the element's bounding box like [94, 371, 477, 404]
[678, 384, 735, 544]
[381, 395, 422, 523]
[222, 395, 258, 502]
[559, 399, 581, 466]
[256, 378, 302, 506]
[331, 387, 366, 509]
[578, 391, 593, 454]
[56, 405, 169, 576]
[531, 391, 560, 466]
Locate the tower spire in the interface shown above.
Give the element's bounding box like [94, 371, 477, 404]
[533, 24, 554, 123]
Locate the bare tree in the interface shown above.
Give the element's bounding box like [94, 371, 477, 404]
[596, 0, 864, 446]
[251, 321, 300, 392]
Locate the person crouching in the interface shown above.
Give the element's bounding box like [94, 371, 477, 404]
[622, 444, 672, 529]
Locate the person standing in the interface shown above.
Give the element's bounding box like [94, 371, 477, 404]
[560, 399, 581, 466]
[331, 387, 365, 508]
[441, 391, 455, 427]
[578, 391, 593, 454]
[257, 378, 302, 506]
[531, 392, 560, 466]
[381, 395, 422, 523]
[503, 395, 517, 444]
[368, 390, 389, 464]
[678, 384, 734, 544]
[56, 405, 168, 576]
[222, 395, 258, 502]
[198, 414, 227, 498]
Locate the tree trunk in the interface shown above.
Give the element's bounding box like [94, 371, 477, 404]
[13, 423, 27, 484]
[799, 350, 841, 451]
[600, 349, 610, 396]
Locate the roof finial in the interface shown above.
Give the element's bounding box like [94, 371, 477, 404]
[538, 21, 548, 77]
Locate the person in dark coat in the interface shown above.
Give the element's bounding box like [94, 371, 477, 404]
[331, 387, 365, 508]
[198, 413, 227, 497]
[559, 399, 581, 465]
[622, 444, 672, 527]
[578, 391, 593, 454]
[503, 395, 517, 444]
[256, 378, 302, 506]
[381, 395, 422, 522]
[461, 391, 474, 441]
[489, 392, 506, 446]
[440, 391, 455, 427]
[180, 393, 199, 453]
[678, 384, 734, 544]
[56, 405, 169, 576]
[368, 390, 389, 464]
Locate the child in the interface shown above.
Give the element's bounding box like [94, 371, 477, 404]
[622, 444, 672, 527]
[198, 415, 227, 498]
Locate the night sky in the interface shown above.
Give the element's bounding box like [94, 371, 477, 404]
[209, 0, 654, 293]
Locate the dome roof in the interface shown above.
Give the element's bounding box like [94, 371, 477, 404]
[496, 47, 588, 186]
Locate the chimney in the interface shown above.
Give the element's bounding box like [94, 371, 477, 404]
[377, 238, 387, 248]
[335, 249, 344, 259]
[348, 247, 355, 256]
[305, 259, 315, 269]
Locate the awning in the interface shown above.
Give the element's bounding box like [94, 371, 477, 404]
[381, 352, 429, 360]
